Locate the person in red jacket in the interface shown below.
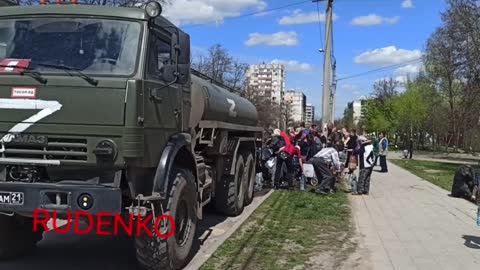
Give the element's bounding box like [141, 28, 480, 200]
[273, 132, 303, 188]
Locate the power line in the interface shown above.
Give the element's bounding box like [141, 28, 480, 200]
[337, 58, 423, 81]
[182, 0, 312, 29]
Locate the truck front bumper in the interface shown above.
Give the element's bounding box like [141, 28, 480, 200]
[0, 181, 122, 217]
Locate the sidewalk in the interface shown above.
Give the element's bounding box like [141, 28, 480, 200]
[389, 155, 478, 165]
[389, 151, 480, 165]
[350, 161, 480, 270]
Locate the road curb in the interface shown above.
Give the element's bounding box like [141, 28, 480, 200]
[185, 189, 274, 270]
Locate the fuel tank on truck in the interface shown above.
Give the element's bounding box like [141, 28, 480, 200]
[189, 74, 259, 128]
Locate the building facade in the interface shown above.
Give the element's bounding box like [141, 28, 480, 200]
[348, 100, 367, 126]
[305, 103, 315, 127]
[284, 90, 306, 124]
[246, 63, 286, 105]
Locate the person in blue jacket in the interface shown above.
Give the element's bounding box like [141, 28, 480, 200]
[379, 132, 389, 173]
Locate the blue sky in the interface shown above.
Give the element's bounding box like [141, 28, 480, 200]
[163, 0, 447, 119]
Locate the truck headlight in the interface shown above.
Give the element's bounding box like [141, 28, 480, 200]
[93, 140, 118, 161]
[145, 1, 162, 18]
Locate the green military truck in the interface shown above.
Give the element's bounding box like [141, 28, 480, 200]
[0, 2, 263, 269]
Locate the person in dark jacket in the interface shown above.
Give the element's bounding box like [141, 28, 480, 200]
[269, 129, 286, 153]
[451, 165, 476, 201]
[356, 136, 375, 195]
[408, 138, 414, 159]
[345, 128, 358, 168]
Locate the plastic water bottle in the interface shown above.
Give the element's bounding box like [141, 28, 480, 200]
[300, 174, 306, 191]
[477, 207, 480, 227]
[255, 172, 263, 191]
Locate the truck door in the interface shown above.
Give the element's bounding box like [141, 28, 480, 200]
[143, 28, 182, 161]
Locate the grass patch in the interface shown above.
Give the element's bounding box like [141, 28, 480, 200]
[390, 159, 460, 190]
[200, 188, 355, 270]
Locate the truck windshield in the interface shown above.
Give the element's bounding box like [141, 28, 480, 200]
[0, 18, 142, 76]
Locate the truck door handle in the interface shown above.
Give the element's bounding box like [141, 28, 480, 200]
[149, 88, 163, 102]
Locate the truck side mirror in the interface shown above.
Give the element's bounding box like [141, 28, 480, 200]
[160, 64, 177, 82]
[160, 64, 189, 84]
[177, 31, 190, 65]
[177, 64, 190, 84]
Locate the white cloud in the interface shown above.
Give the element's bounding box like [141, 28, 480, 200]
[254, 11, 274, 17]
[278, 9, 339, 25]
[245, 31, 298, 47]
[351, 14, 400, 26]
[163, 0, 268, 26]
[270, 59, 314, 72]
[394, 63, 424, 75]
[354, 46, 422, 67]
[402, 0, 414, 8]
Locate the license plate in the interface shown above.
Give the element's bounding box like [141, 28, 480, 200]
[0, 192, 24, 205]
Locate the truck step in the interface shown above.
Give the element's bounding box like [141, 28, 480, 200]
[200, 192, 211, 208]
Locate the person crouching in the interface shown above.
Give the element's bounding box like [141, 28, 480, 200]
[355, 136, 375, 195]
[311, 141, 342, 195]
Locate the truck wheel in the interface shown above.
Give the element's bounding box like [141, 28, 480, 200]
[215, 155, 246, 216]
[244, 153, 256, 205]
[0, 215, 44, 259]
[135, 168, 197, 270]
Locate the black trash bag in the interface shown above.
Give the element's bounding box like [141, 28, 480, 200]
[451, 165, 475, 200]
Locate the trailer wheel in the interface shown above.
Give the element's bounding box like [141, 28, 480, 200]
[0, 214, 44, 260]
[135, 167, 197, 270]
[215, 155, 246, 216]
[244, 153, 256, 205]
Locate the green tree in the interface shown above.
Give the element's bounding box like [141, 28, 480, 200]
[362, 99, 392, 134]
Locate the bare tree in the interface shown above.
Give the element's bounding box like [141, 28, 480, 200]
[242, 85, 282, 129]
[225, 62, 249, 91]
[283, 100, 295, 129]
[202, 44, 233, 84]
[372, 77, 400, 104]
[191, 44, 249, 91]
[424, 0, 480, 151]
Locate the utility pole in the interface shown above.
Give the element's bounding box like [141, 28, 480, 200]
[330, 59, 337, 123]
[314, 0, 334, 136]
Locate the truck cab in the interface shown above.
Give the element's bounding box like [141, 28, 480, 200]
[0, 2, 263, 270]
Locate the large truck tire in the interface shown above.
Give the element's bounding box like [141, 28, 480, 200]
[244, 152, 256, 206]
[215, 155, 246, 216]
[0, 214, 44, 259]
[135, 167, 197, 270]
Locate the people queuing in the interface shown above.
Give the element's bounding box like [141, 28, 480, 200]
[262, 123, 389, 196]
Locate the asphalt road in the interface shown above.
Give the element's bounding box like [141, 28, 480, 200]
[0, 189, 272, 270]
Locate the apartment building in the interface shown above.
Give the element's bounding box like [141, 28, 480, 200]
[284, 90, 306, 124]
[305, 103, 315, 127]
[246, 63, 286, 105]
[348, 99, 368, 126]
